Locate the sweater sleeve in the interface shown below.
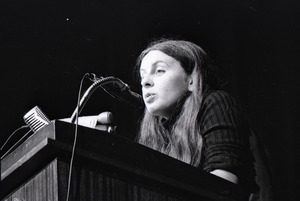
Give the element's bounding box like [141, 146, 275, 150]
[199, 90, 253, 178]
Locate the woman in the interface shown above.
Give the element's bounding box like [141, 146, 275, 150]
[136, 39, 257, 195]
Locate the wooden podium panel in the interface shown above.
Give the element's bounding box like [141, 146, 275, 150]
[0, 120, 246, 201]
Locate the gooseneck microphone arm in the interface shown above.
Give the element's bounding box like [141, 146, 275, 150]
[70, 75, 143, 123]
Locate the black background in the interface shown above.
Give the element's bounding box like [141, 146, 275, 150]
[0, 0, 299, 200]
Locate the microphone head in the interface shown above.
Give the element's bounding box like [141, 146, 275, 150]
[23, 106, 51, 133]
[97, 111, 114, 125]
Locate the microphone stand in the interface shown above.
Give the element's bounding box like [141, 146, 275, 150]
[70, 76, 132, 123]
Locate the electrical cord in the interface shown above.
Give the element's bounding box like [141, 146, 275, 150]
[0, 125, 30, 160]
[65, 73, 89, 201]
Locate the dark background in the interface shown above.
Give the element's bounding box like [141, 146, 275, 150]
[0, 0, 299, 200]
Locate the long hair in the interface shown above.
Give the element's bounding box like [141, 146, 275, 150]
[136, 39, 220, 166]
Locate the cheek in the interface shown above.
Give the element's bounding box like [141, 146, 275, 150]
[160, 83, 186, 105]
[165, 78, 188, 95]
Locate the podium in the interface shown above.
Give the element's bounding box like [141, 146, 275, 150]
[1, 120, 246, 201]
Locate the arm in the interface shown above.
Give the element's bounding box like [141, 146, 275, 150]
[200, 91, 250, 184]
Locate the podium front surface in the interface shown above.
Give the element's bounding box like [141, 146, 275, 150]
[0, 120, 246, 201]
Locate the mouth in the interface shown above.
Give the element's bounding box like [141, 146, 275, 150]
[144, 93, 156, 103]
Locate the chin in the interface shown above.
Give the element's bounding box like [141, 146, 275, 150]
[147, 109, 160, 117]
[146, 106, 169, 118]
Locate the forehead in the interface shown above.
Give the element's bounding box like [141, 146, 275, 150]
[140, 50, 178, 71]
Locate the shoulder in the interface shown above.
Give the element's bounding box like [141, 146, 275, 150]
[201, 90, 240, 115]
[203, 90, 237, 106]
[199, 90, 244, 135]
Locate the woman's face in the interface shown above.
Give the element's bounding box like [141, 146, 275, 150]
[140, 50, 191, 118]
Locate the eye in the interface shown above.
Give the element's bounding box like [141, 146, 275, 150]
[155, 68, 165, 75]
[140, 72, 145, 79]
[140, 77, 144, 85]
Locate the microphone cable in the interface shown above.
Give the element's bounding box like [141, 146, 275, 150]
[0, 125, 30, 160]
[65, 73, 89, 201]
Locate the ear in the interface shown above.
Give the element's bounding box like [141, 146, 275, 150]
[187, 76, 194, 92]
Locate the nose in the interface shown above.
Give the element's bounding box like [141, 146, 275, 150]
[141, 75, 154, 88]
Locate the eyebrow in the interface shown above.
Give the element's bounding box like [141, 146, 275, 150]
[140, 61, 168, 72]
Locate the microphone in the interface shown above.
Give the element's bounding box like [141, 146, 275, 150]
[23, 106, 51, 133]
[89, 74, 144, 108]
[62, 112, 116, 133]
[75, 111, 114, 127]
[70, 75, 144, 123]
